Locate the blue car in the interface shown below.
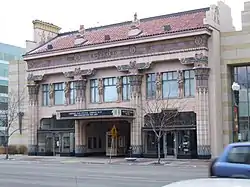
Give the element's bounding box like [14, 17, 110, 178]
[209, 142, 250, 178]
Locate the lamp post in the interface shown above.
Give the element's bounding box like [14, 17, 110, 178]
[231, 82, 240, 142]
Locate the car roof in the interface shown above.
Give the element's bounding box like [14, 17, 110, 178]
[227, 142, 250, 147]
[162, 178, 250, 187]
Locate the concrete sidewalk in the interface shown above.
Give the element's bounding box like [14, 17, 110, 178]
[0, 154, 210, 167]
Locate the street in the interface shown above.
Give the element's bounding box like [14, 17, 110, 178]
[0, 160, 208, 187]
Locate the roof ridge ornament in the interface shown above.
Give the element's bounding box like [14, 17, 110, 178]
[74, 25, 88, 45]
[128, 12, 142, 37]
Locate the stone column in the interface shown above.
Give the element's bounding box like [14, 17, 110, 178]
[116, 76, 122, 102]
[75, 120, 86, 156]
[27, 83, 40, 155]
[98, 78, 103, 103]
[64, 81, 70, 105]
[49, 83, 54, 106]
[177, 70, 184, 98]
[155, 72, 162, 99]
[129, 74, 143, 156]
[75, 78, 87, 109]
[194, 66, 211, 159]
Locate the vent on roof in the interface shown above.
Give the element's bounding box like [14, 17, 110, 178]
[104, 35, 111, 41]
[163, 25, 172, 32]
[47, 44, 53, 50]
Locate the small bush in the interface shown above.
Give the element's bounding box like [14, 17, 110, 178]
[17, 145, 28, 154]
[8, 145, 18, 155]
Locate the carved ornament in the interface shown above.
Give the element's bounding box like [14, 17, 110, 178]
[116, 60, 151, 74]
[64, 68, 95, 79]
[27, 73, 43, 84]
[179, 53, 208, 66]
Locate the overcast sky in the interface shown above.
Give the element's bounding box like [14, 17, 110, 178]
[0, 0, 246, 48]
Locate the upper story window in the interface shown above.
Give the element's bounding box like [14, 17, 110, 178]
[162, 71, 178, 98]
[42, 84, 49, 106]
[104, 77, 117, 102]
[90, 79, 99, 103]
[184, 70, 195, 97]
[146, 73, 156, 99]
[122, 76, 130, 101]
[54, 83, 65, 105]
[69, 82, 76, 104]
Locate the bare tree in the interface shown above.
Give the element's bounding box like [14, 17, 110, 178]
[0, 89, 26, 159]
[142, 97, 186, 164]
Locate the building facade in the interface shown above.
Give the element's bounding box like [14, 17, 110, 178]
[0, 43, 25, 145]
[221, 1, 250, 145]
[19, 2, 236, 159]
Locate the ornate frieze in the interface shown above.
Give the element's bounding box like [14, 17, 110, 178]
[26, 35, 210, 70]
[179, 53, 208, 66]
[177, 70, 184, 98]
[194, 35, 208, 47]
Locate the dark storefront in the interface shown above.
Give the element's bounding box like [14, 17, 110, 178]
[143, 111, 197, 159]
[37, 116, 75, 156]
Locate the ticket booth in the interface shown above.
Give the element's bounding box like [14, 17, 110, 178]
[106, 131, 126, 156]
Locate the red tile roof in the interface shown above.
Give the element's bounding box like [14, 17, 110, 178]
[26, 7, 209, 56]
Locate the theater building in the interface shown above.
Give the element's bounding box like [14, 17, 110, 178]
[22, 3, 235, 159]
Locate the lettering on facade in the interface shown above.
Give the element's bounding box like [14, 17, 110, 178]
[26, 35, 209, 70]
[57, 108, 135, 120]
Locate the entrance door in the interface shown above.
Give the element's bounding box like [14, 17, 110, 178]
[106, 132, 126, 156]
[166, 132, 174, 155]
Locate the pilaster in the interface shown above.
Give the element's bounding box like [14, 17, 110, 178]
[193, 64, 211, 159]
[75, 120, 87, 157]
[27, 73, 43, 156]
[116, 60, 151, 157]
[64, 68, 95, 109]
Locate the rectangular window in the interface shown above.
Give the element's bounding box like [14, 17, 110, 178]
[162, 71, 178, 98]
[69, 82, 76, 104]
[104, 77, 117, 102]
[54, 83, 65, 105]
[42, 84, 49, 106]
[122, 76, 130, 101]
[146, 73, 156, 99]
[184, 70, 195, 97]
[90, 79, 99, 103]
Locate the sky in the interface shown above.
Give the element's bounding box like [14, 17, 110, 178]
[0, 0, 246, 48]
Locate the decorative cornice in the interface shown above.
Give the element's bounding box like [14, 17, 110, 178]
[179, 52, 208, 65]
[64, 68, 95, 79]
[23, 28, 211, 60]
[116, 60, 151, 73]
[27, 73, 43, 84]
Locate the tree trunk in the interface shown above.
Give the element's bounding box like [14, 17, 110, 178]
[157, 137, 161, 164]
[5, 145, 9, 160]
[5, 135, 9, 160]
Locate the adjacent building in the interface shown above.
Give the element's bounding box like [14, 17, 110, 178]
[0, 43, 25, 145]
[221, 1, 250, 144]
[10, 1, 241, 158]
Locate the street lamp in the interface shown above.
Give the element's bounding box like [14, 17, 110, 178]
[231, 82, 240, 142]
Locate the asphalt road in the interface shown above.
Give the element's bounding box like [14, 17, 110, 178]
[0, 160, 208, 187]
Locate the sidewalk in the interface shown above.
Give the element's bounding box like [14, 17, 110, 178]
[0, 154, 210, 166]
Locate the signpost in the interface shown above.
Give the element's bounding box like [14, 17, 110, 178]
[109, 125, 117, 163]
